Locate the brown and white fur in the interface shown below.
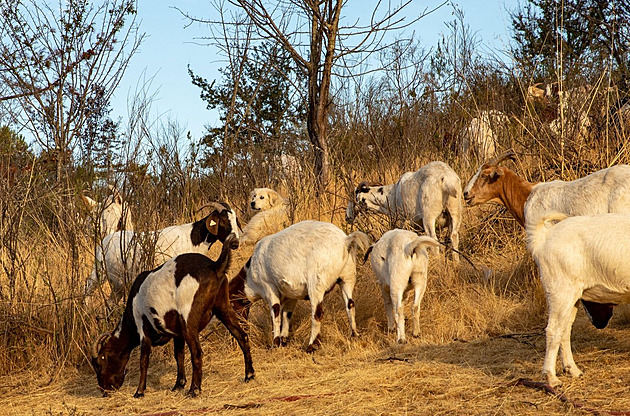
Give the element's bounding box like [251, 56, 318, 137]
[91, 234, 254, 398]
[464, 151, 630, 333]
[85, 202, 240, 303]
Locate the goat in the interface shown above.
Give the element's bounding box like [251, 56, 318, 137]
[526, 212, 630, 387]
[91, 234, 254, 398]
[229, 220, 369, 352]
[459, 110, 509, 161]
[84, 202, 240, 303]
[346, 161, 461, 262]
[463, 151, 630, 226]
[365, 229, 440, 343]
[527, 83, 592, 142]
[82, 185, 134, 237]
[240, 188, 290, 246]
[464, 151, 630, 329]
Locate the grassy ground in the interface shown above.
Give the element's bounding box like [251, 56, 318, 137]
[3, 255, 630, 416]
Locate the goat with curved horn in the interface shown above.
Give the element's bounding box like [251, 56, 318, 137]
[486, 149, 516, 166]
[92, 332, 112, 358]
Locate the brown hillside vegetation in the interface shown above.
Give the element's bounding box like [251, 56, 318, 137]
[3, 0, 630, 413]
[4, 147, 630, 415]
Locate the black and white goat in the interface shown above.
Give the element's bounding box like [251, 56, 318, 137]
[85, 202, 240, 302]
[91, 234, 254, 398]
[346, 161, 462, 262]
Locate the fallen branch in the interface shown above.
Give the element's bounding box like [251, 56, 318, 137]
[509, 378, 630, 415]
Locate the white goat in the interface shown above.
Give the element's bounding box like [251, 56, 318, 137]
[346, 161, 462, 262]
[366, 229, 440, 343]
[459, 110, 509, 161]
[82, 185, 134, 237]
[230, 220, 369, 352]
[240, 188, 290, 246]
[527, 83, 592, 142]
[85, 202, 240, 303]
[526, 212, 630, 387]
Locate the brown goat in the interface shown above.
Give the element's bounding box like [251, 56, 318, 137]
[91, 234, 254, 398]
[462, 151, 536, 227]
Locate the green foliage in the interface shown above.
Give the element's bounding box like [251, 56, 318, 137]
[510, 0, 630, 87]
[189, 42, 306, 171]
[0, 0, 140, 182]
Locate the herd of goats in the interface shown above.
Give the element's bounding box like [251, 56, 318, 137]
[84, 148, 630, 398]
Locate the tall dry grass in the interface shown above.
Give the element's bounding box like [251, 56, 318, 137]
[2, 75, 630, 414]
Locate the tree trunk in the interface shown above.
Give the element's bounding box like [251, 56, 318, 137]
[307, 101, 329, 191]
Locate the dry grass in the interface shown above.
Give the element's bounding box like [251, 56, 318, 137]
[3, 140, 630, 414]
[3, 229, 630, 415]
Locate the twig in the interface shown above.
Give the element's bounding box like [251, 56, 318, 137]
[509, 378, 630, 415]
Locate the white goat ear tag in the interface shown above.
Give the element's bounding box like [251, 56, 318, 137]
[208, 220, 217, 226]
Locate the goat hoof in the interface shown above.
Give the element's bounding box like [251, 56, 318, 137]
[280, 337, 289, 347]
[564, 366, 583, 378]
[172, 382, 186, 391]
[244, 372, 255, 382]
[397, 338, 407, 344]
[272, 336, 281, 348]
[544, 374, 562, 388]
[133, 391, 144, 398]
[305, 344, 317, 354]
[351, 330, 359, 338]
[186, 387, 201, 398]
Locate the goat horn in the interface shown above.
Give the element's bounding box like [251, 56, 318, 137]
[196, 202, 227, 216]
[92, 332, 112, 358]
[487, 150, 516, 166]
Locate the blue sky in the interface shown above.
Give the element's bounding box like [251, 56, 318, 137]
[110, 1, 519, 141]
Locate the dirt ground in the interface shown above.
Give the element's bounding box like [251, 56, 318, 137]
[2, 307, 630, 416]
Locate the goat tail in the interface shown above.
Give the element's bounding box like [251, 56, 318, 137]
[346, 231, 370, 256]
[441, 174, 461, 198]
[404, 236, 441, 258]
[525, 212, 569, 254]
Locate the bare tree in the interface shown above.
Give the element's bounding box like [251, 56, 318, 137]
[0, 0, 143, 181]
[185, 0, 446, 190]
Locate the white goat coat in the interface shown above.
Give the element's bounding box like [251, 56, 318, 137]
[526, 213, 630, 387]
[244, 220, 368, 349]
[459, 110, 509, 161]
[87, 213, 239, 302]
[351, 161, 461, 262]
[524, 164, 630, 225]
[369, 229, 440, 343]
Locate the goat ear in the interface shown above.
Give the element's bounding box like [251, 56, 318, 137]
[488, 168, 503, 180]
[82, 195, 98, 210]
[206, 212, 219, 235]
